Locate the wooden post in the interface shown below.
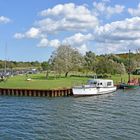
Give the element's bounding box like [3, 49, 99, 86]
[42, 91, 45, 97]
[38, 91, 40, 97]
[29, 90, 31, 96]
[20, 90, 23, 96]
[24, 90, 27, 96]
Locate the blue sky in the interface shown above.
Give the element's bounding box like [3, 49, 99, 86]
[0, 0, 140, 61]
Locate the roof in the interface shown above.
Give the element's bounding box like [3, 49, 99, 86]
[88, 79, 113, 83]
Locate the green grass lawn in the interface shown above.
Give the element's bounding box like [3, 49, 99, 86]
[0, 73, 139, 89]
[0, 73, 89, 89]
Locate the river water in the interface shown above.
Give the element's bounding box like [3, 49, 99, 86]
[0, 89, 140, 140]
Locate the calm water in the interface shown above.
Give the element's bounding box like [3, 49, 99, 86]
[0, 89, 140, 140]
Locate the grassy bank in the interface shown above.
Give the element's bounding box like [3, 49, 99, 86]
[0, 73, 139, 89]
[0, 74, 89, 89]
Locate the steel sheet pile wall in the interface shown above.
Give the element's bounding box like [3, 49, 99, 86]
[0, 88, 73, 97]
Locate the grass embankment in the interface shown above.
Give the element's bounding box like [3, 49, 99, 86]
[0, 73, 139, 89]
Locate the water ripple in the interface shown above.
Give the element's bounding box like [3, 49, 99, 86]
[0, 89, 140, 139]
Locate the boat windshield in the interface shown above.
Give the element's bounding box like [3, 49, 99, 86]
[88, 80, 97, 85]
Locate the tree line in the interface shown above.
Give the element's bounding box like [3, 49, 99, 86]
[0, 45, 140, 77]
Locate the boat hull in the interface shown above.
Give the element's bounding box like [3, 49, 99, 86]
[119, 83, 139, 89]
[72, 86, 117, 96]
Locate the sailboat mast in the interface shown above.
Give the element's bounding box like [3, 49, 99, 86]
[128, 49, 131, 83]
[4, 43, 7, 75]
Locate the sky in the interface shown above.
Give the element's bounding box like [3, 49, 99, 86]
[0, 0, 140, 61]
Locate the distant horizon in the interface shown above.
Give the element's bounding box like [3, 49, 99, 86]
[1, 0, 140, 61]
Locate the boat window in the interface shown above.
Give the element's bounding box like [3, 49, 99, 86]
[107, 82, 112, 86]
[88, 81, 97, 84]
[100, 83, 102, 85]
[91, 82, 97, 84]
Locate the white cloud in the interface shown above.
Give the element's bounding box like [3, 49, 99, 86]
[128, 3, 140, 16]
[14, 27, 42, 39]
[25, 27, 40, 38]
[49, 39, 60, 48]
[95, 17, 140, 42]
[40, 3, 95, 22]
[94, 17, 140, 53]
[0, 16, 11, 24]
[133, 39, 140, 46]
[95, 42, 128, 54]
[63, 33, 93, 45]
[37, 38, 49, 47]
[62, 33, 92, 54]
[38, 38, 60, 48]
[40, 4, 64, 16]
[38, 3, 99, 33]
[14, 3, 99, 42]
[77, 44, 89, 54]
[14, 2, 140, 55]
[93, 2, 125, 17]
[37, 33, 91, 53]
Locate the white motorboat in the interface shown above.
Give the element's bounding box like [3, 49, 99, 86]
[72, 79, 117, 96]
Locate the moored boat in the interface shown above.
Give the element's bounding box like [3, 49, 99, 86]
[72, 79, 117, 96]
[119, 78, 140, 89]
[119, 50, 140, 89]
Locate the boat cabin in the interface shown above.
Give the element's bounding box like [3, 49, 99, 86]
[87, 79, 114, 88]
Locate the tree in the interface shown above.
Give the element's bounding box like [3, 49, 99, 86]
[50, 44, 83, 77]
[84, 51, 96, 73]
[116, 63, 126, 75]
[96, 55, 126, 75]
[31, 61, 41, 67]
[41, 61, 49, 71]
[41, 61, 50, 79]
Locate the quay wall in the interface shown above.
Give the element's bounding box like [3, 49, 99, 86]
[0, 88, 73, 97]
